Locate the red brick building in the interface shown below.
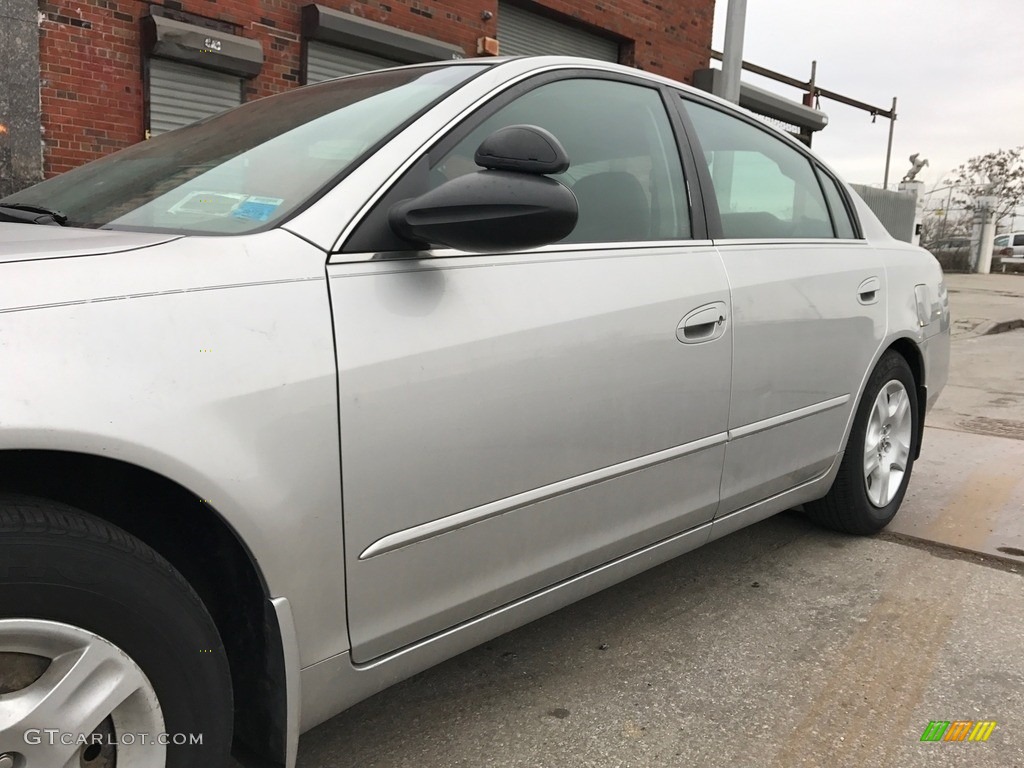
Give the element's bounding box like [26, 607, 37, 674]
[1, 0, 716, 194]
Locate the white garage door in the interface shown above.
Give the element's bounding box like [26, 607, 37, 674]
[305, 41, 401, 83]
[148, 58, 241, 136]
[497, 2, 618, 61]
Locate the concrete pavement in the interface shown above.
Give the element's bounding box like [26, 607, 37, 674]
[888, 425, 1024, 564]
[886, 273, 1024, 564]
[945, 272, 1024, 339]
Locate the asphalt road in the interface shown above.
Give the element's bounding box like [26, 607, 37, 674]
[294, 514, 1023, 768]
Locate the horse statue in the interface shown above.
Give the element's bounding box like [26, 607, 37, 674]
[903, 153, 929, 183]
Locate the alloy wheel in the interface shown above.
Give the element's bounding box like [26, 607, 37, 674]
[863, 380, 913, 508]
[0, 618, 165, 768]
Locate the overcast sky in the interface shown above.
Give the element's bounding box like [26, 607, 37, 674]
[711, 0, 1024, 196]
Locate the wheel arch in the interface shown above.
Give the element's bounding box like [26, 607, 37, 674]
[884, 335, 928, 460]
[830, 333, 928, 481]
[0, 449, 291, 766]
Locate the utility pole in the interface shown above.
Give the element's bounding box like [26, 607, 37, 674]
[800, 61, 818, 146]
[720, 0, 748, 104]
[883, 96, 897, 189]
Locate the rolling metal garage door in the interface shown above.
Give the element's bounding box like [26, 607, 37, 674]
[305, 41, 401, 83]
[148, 58, 241, 136]
[497, 2, 618, 61]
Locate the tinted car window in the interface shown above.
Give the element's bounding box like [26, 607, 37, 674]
[684, 99, 833, 239]
[1014, 234, 1024, 247]
[816, 169, 857, 239]
[995, 235, 1010, 247]
[433, 78, 690, 243]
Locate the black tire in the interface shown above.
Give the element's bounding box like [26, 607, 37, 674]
[805, 351, 919, 535]
[0, 495, 233, 767]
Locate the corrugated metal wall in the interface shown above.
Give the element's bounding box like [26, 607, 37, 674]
[497, 2, 618, 61]
[148, 59, 241, 135]
[305, 41, 400, 83]
[850, 184, 917, 242]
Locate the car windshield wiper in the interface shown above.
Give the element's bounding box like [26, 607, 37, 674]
[0, 203, 69, 226]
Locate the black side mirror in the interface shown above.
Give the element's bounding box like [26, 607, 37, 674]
[389, 171, 577, 252]
[388, 125, 578, 252]
[474, 125, 570, 175]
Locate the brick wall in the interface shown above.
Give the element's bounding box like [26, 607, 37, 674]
[37, 0, 715, 178]
[39, 1, 143, 176]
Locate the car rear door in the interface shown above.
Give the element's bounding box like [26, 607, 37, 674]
[328, 72, 733, 662]
[678, 95, 886, 521]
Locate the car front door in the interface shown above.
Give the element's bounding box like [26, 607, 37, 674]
[679, 96, 886, 520]
[328, 73, 733, 662]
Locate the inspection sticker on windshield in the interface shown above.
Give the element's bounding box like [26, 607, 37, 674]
[169, 191, 248, 216]
[231, 196, 284, 222]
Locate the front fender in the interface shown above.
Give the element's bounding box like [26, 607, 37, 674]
[0, 230, 348, 669]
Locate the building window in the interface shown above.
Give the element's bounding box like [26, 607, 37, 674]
[306, 41, 400, 83]
[142, 11, 263, 135]
[148, 59, 242, 136]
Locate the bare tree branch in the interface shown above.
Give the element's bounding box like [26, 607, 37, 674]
[944, 146, 1024, 225]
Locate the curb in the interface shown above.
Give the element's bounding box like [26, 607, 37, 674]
[952, 317, 1024, 341]
[980, 318, 1024, 337]
[877, 531, 1024, 575]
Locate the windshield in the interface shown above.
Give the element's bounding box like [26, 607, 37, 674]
[1, 64, 486, 235]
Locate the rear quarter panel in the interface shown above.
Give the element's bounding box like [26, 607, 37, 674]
[879, 239, 951, 408]
[849, 190, 950, 412]
[806, 189, 951, 478]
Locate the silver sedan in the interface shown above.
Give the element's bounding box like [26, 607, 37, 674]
[0, 56, 949, 768]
